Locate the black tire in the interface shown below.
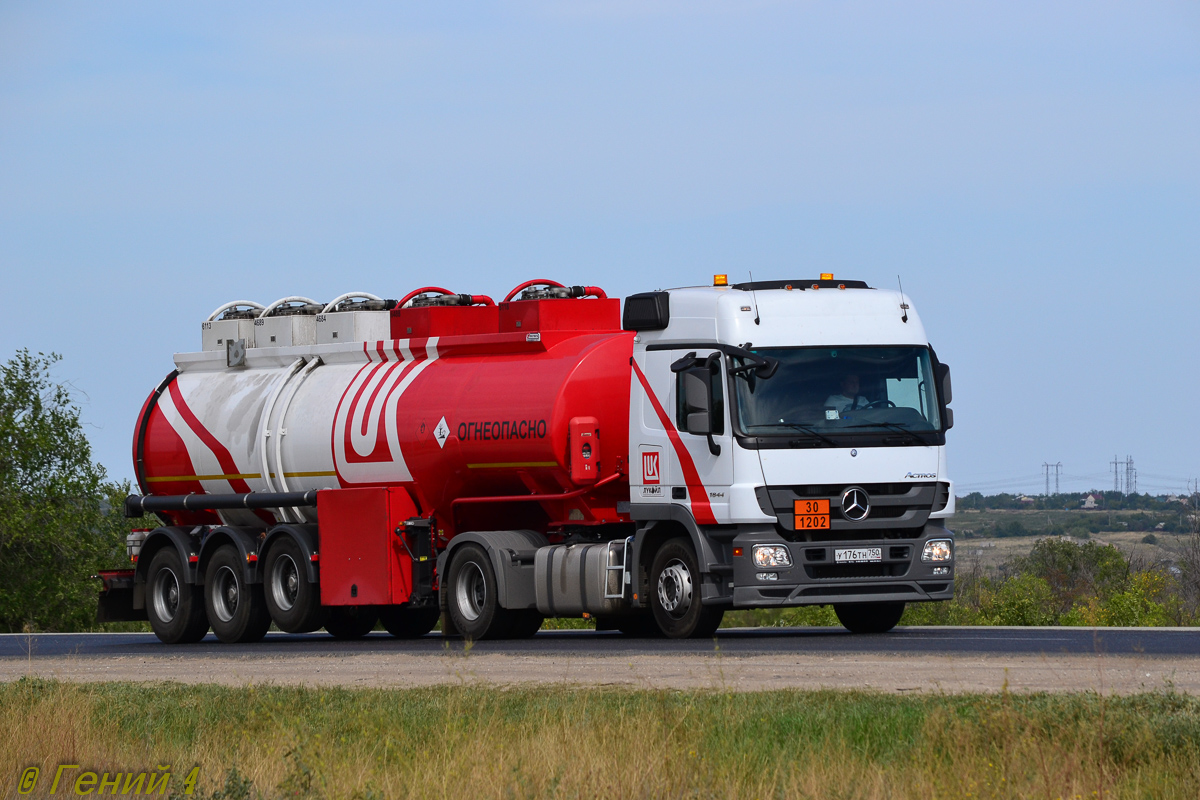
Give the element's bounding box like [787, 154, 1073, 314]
[379, 606, 440, 638]
[446, 544, 513, 640]
[145, 547, 209, 644]
[263, 536, 326, 633]
[614, 613, 665, 638]
[834, 601, 906, 634]
[649, 537, 725, 639]
[204, 545, 271, 644]
[507, 610, 544, 639]
[324, 606, 378, 639]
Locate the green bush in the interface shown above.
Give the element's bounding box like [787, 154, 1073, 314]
[0, 350, 150, 632]
[981, 573, 1055, 626]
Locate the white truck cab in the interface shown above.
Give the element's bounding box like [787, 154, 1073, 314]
[624, 276, 955, 632]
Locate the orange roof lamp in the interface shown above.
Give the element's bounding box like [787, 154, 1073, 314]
[820, 273, 833, 280]
[713, 274, 728, 286]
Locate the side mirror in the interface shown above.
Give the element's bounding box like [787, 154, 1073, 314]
[682, 369, 713, 435]
[935, 363, 952, 406]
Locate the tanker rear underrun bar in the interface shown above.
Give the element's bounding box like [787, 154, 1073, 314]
[103, 276, 957, 645]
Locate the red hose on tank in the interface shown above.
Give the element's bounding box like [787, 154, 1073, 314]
[397, 287, 455, 308]
[503, 279, 565, 302]
[582, 286, 608, 299]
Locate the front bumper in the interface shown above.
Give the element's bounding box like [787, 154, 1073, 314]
[729, 528, 955, 607]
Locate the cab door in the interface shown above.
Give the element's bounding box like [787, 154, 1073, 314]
[629, 347, 733, 525]
[670, 349, 733, 520]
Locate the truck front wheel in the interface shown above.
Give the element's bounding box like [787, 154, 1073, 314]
[446, 544, 512, 640]
[205, 545, 272, 644]
[834, 601, 905, 634]
[146, 548, 209, 644]
[649, 538, 724, 639]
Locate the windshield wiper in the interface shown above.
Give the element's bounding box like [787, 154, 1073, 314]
[845, 421, 930, 445]
[757, 422, 839, 447]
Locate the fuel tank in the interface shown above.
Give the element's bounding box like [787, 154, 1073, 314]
[134, 290, 635, 539]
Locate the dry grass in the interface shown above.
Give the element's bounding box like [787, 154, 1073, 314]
[1, 679, 1198, 799]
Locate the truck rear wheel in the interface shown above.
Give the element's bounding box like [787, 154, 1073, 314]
[379, 606, 440, 638]
[649, 538, 724, 639]
[507, 610, 544, 639]
[325, 606, 378, 639]
[834, 601, 905, 634]
[205, 545, 272, 643]
[446, 544, 512, 640]
[263, 537, 325, 633]
[146, 548, 209, 644]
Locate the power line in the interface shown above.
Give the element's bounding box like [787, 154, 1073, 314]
[1041, 462, 1063, 495]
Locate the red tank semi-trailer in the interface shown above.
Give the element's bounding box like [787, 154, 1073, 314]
[105, 282, 640, 642]
[101, 276, 958, 643]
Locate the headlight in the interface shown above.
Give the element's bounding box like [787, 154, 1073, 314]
[921, 539, 953, 562]
[753, 544, 792, 568]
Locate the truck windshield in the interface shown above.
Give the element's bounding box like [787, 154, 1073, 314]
[731, 346, 942, 438]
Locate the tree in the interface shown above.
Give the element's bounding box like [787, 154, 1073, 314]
[0, 349, 139, 631]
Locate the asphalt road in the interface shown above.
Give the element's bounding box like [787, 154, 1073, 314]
[4, 626, 1198, 660]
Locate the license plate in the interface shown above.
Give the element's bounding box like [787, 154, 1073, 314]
[835, 547, 882, 564]
[794, 499, 830, 530]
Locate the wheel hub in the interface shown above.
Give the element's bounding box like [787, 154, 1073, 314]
[212, 566, 240, 623]
[455, 562, 486, 622]
[152, 569, 180, 623]
[657, 560, 693, 617]
[271, 554, 300, 612]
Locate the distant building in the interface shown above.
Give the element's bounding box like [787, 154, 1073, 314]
[1019, 496, 1036, 505]
[1081, 494, 1098, 509]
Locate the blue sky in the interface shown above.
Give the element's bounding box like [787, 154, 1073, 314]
[2, 2, 1197, 495]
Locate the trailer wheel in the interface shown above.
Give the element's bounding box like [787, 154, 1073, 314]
[446, 544, 512, 640]
[204, 545, 271, 644]
[324, 606, 378, 639]
[834, 601, 905, 634]
[379, 606, 440, 638]
[507, 610, 544, 639]
[263, 537, 326, 633]
[649, 537, 724, 639]
[146, 548, 209, 644]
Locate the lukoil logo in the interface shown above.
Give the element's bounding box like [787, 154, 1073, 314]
[642, 451, 660, 484]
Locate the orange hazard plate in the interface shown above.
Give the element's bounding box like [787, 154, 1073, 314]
[794, 499, 831, 530]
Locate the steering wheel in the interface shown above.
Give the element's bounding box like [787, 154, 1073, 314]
[863, 400, 896, 409]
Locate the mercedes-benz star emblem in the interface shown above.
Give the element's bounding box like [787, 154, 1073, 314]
[841, 487, 871, 522]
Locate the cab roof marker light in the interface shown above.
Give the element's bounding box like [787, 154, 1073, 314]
[713, 274, 728, 286]
[820, 273, 834, 280]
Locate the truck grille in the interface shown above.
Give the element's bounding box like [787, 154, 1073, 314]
[805, 563, 910, 580]
[759, 482, 947, 542]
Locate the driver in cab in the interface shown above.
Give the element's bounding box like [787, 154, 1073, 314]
[824, 374, 870, 417]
